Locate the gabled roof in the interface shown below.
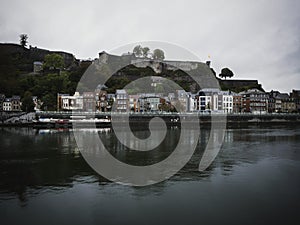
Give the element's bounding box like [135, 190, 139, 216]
[275, 93, 289, 99]
[11, 95, 21, 100]
[116, 89, 127, 94]
[0, 94, 5, 101]
[96, 84, 108, 90]
[239, 88, 264, 95]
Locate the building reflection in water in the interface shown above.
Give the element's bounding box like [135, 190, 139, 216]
[0, 124, 299, 204]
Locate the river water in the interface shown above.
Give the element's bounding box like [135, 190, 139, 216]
[0, 124, 299, 225]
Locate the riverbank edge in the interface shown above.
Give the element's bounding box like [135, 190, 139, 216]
[1, 113, 300, 128]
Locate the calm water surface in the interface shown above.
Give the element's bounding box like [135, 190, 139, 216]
[0, 125, 299, 225]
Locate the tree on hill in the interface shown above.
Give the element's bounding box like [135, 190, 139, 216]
[153, 49, 165, 60]
[142, 47, 150, 58]
[43, 53, 65, 70]
[133, 45, 151, 58]
[219, 68, 234, 80]
[19, 34, 28, 48]
[133, 45, 142, 57]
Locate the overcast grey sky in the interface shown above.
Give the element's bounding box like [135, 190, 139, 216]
[0, 0, 299, 92]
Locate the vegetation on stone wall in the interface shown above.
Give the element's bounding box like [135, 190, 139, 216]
[219, 67, 234, 79]
[132, 45, 165, 60]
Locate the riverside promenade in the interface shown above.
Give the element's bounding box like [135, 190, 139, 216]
[1, 111, 300, 127]
[1, 111, 300, 125]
